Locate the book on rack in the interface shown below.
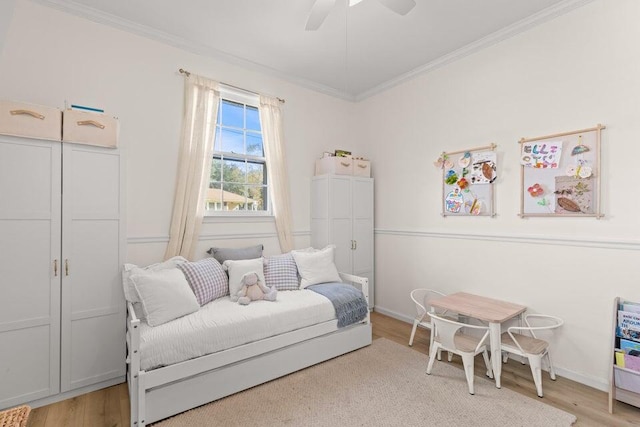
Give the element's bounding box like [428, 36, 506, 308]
[617, 310, 640, 341]
[621, 339, 640, 352]
[621, 301, 640, 314]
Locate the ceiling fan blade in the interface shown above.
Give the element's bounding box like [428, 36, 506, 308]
[377, 0, 416, 16]
[305, 0, 337, 31]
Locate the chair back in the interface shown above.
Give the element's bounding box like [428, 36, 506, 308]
[428, 312, 490, 353]
[506, 314, 563, 354]
[410, 289, 446, 318]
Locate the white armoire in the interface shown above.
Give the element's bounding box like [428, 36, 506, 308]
[311, 174, 374, 307]
[0, 133, 125, 409]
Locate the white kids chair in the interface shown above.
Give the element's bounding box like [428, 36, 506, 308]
[409, 289, 447, 347]
[426, 313, 494, 395]
[500, 314, 564, 397]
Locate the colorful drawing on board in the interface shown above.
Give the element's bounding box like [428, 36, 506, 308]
[521, 140, 563, 168]
[554, 176, 593, 214]
[469, 151, 496, 184]
[465, 198, 482, 215]
[444, 188, 464, 213]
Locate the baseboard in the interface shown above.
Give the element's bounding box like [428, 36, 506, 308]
[373, 305, 609, 392]
[23, 377, 125, 409]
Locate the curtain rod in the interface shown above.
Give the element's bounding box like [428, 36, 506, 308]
[178, 68, 285, 104]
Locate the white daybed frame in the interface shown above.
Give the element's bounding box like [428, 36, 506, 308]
[126, 272, 372, 426]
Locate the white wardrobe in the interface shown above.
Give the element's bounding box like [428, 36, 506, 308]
[0, 134, 125, 409]
[311, 174, 374, 307]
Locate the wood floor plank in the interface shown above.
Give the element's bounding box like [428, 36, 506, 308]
[83, 388, 106, 427]
[26, 405, 48, 427]
[27, 311, 640, 426]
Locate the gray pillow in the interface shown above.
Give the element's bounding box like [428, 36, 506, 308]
[207, 244, 264, 264]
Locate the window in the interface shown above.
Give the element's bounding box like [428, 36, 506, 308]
[207, 88, 269, 215]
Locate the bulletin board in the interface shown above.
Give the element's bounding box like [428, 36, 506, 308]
[436, 143, 497, 217]
[519, 124, 605, 218]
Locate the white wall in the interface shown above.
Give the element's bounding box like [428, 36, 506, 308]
[0, 0, 356, 266]
[356, 0, 640, 390]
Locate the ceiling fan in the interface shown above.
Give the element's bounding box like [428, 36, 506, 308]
[305, 0, 416, 31]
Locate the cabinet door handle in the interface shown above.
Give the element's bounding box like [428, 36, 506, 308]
[340, 162, 351, 167]
[77, 120, 105, 129]
[53, 259, 58, 277]
[65, 259, 70, 276]
[357, 164, 367, 168]
[10, 109, 45, 120]
[353, 240, 357, 250]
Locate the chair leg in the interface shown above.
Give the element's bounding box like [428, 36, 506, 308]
[502, 351, 509, 364]
[546, 351, 557, 381]
[461, 354, 476, 395]
[528, 355, 544, 397]
[409, 319, 419, 346]
[482, 350, 494, 379]
[430, 327, 443, 361]
[447, 351, 453, 362]
[426, 343, 439, 375]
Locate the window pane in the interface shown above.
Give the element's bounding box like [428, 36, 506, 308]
[246, 106, 260, 131]
[223, 158, 246, 184]
[246, 132, 263, 157]
[247, 162, 265, 184]
[206, 183, 222, 211]
[247, 185, 267, 211]
[220, 128, 244, 154]
[210, 157, 222, 182]
[221, 100, 244, 128]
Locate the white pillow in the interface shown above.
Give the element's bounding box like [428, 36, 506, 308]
[223, 257, 266, 297]
[122, 256, 188, 303]
[292, 245, 341, 289]
[130, 268, 199, 327]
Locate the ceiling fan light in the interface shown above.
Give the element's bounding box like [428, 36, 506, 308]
[349, 0, 365, 6]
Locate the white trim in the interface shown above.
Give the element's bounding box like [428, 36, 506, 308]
[374, 229, 640, 251]
[203, 214, 275, 223]
[127, 230, 311, 245]
[355, 0, 596, 101]
[20, 377, 124, 409]
[33, 0, 593, 102]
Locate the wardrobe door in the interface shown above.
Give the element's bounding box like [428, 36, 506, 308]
[60, 144, 125, 392]
[328, 175, 353, 274]
[0, 136, 61, 408]
[351, 177, 374, 307]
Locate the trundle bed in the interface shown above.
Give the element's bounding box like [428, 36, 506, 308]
[126, 272, 371, 426]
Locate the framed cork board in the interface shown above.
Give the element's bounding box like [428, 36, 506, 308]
[519, 124, 605, 218]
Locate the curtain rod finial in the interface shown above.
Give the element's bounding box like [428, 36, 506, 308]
[179, 68, 191, 77]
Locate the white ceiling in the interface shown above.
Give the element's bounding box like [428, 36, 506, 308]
[38, 0, 592, 100]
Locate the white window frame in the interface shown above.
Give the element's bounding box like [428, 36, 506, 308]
[205, 86, 271, 217]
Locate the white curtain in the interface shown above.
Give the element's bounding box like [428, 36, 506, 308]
[259, 95, 294, 253]
[165, 74, 220, 260]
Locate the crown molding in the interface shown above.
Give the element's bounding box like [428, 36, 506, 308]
[32, 0, 593, 103]
[355, 0, 596, 101]
[31, 0, 355, 101]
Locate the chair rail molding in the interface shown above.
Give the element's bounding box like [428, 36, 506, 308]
[374, 229, 640, 251]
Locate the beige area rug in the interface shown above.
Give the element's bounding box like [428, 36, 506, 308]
[155, 338, 577, 427]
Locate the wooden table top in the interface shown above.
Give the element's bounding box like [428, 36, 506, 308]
[430, 292, 526, 323]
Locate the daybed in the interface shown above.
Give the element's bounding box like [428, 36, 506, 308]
[126, 270, 371, 426]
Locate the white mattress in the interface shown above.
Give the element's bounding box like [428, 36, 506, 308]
[138, 289, 337, 371]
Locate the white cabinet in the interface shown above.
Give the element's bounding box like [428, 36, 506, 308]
[0, 135, 125, 409]
[311, 175, 374, 307]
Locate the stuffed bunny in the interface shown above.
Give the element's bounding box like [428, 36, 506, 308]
[235, 272, 277, 305]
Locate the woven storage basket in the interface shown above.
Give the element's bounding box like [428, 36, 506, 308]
[0, 405, 30, 427]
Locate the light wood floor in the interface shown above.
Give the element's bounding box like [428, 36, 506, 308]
[26, 311, 640, 426]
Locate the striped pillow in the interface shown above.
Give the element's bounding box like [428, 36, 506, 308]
[264, 253, 299, 291]
[177, 258, 228, 305]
